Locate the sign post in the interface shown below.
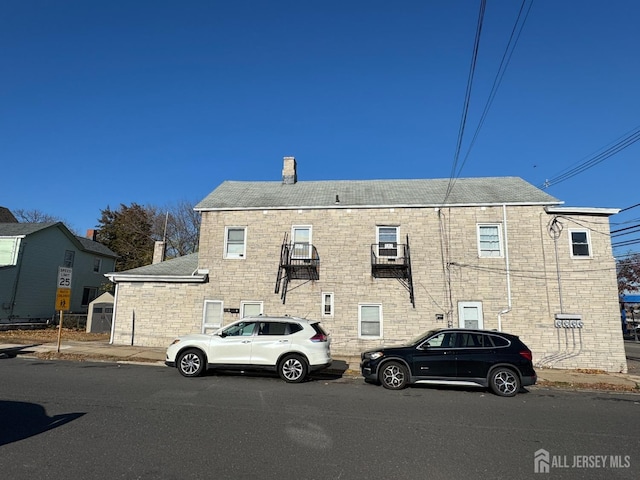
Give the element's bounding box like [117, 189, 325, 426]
[56, 267, 72, 352]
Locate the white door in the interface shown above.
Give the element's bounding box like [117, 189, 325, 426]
[202, 300, 223, 334]
[458, 302, 483, 329]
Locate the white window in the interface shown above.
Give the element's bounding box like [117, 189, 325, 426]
[224, 227, 246, 259]
[570, 230, 591, 258]
[0, 237, 21, 266]
[322, 292, 334, 317]
[93, 258, 102, 273]
[377, 226, 398, 257]
[202, 300, 223, 334]
[477, 224, 503, 258]
[63, 250, 75, 267]
[359, 304, 382, 338]
[291, 225, 312, 259]
[241, 301, 263, 318]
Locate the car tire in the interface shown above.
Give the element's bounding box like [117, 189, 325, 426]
[489, 367, 520, 397]
[177, 349, 205, 377]
[380, 361, 409, 390]
[278, 354, 308, 383]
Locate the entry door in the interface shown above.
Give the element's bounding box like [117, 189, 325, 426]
[458, 302, 483, 329]
[292, 226, 311, 259]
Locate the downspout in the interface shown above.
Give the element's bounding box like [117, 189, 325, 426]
[498, 204, 512, 331]
[109, 281, 119, 345]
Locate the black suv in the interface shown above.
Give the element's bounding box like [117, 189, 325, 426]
[360, 328, 536, 397]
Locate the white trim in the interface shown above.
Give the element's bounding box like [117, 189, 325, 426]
[240, 300, 263, 318]
[224, 226, 247, 259]
[569, 229, 592, 259]
[291, 225, 312, 259]
[202, 300, 223, 334]
[104, 274, 207, 283]
[477, 223, 504, 258]
[376, 225, 399, 258]
[358, 303, 383, 339]
[322, 292, 334, 317]
[196, 201, 563, 212]
[545, 206, 619, 216]
[458, 301, 484, 329]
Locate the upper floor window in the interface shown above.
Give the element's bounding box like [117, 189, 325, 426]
[93, 258, 102, 273]
[291, 225, 312, 259]
[224, 227, 246, 259]
[0, 237, 20, 266]
[63, 250, 75, 267]
[570, 230, 591, 258]
[477, 224, 503, 258]
[377, 226, 398, 257]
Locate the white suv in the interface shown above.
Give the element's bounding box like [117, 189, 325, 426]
[165, 316, 332, 383]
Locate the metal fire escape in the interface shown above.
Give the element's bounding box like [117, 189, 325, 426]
[275, 233, 320, 304]
[370, 234, 415, 307]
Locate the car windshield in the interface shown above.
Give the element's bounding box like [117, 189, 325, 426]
[409, 329, 440, 345]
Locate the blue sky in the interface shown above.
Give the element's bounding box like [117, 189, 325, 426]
[2, 1, 639, 256]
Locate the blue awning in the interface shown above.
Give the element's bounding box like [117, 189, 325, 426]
[621, 295, 640, 303]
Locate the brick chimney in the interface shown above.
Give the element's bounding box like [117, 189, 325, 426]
[282, 156, 297, 184]
[86, 229, 97, 241]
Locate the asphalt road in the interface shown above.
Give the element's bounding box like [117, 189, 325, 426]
[1, 357, 639, 480]
[624, 339, 640, 375]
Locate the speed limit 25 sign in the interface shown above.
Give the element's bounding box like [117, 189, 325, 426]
[58, 267, 73, 288]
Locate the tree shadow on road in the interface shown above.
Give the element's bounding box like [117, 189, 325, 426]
[0, 401, 85, 446]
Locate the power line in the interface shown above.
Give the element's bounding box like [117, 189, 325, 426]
[541, 125, 640, 189]
[443, 0, 487, 204]
[456, 0, 534, 178]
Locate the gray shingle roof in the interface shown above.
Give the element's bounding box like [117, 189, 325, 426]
[195, 177, 560, 211]
[113, 252, 199, 276]
[0, 222, 117, 258]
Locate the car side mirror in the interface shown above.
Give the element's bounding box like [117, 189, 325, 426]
[219, 331, 227, 338]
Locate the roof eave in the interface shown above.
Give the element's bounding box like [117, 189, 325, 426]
[196, 201, 564, 212]
[545, 206, 620, 216]
[105, 273, 208, 283]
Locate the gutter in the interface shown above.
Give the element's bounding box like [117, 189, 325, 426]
[497, 204, 512, 331]
[104, 274, 208, 283]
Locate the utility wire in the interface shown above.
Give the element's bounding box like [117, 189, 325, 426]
[456, 0, 534, 179]
[443, 0, 487, 204]
[541, 125, 640, 189]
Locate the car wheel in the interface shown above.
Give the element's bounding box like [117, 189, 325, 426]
[490, 367, 520, 397]
[380, 361, 408, 390]
[177, 349, 205, 377]
[279, 354, 308, 383]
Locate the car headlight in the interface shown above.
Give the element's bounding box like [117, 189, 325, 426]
[366, 351, 384, 360]
[170, 339, 181, 346]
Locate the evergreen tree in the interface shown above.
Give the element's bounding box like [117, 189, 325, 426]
[96, 203, 154, 271]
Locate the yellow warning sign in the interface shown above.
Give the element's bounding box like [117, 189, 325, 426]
[55, 288, 71, 311]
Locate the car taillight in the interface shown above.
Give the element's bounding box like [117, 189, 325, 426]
[519, 350, 532, 361]
[310, 333, 328, 342]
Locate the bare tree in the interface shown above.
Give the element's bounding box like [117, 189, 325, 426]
[147, 200, 200, 259]
[13, 208, 63, 223]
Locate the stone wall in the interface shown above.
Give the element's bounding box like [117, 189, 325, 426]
[113, 203, 626, 372]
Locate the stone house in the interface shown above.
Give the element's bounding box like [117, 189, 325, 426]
[106, 157, 626, 372]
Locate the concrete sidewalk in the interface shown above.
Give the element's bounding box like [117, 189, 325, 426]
[1, 340, 639, 392]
